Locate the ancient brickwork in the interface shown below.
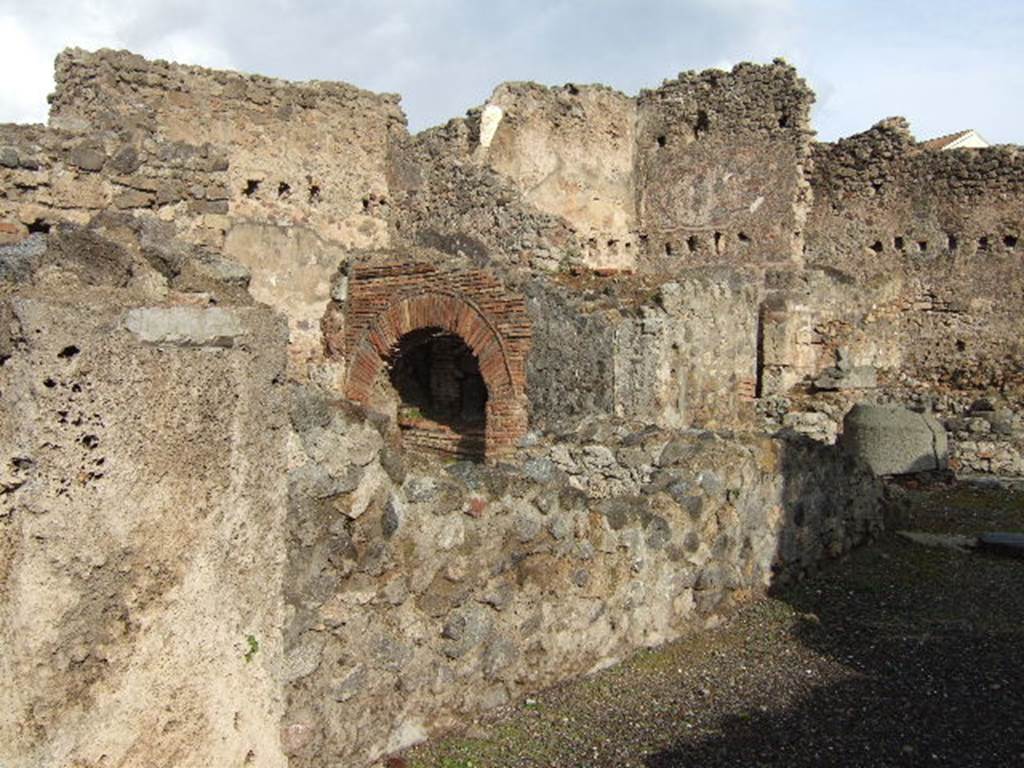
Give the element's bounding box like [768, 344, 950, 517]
[325, 254, 531, 457]
[636, 61, 814, 269]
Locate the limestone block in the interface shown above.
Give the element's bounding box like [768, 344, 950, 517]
[123, 306, 244, 347]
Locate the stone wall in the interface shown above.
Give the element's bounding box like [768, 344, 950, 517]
[523, 269, 760, 435]
[2, 48, 407, 380]
[477, 82, 638, 271]
[636, 61, 814, 270]
[390, 61, 816, 277]
[0, 275, 291, 767]
[0, 122, 230, 248]
[50, 48, 404, 251]
[281, 390, 883, 766]
[387, 116, 584, 274]
[760, 119, 1024, 469]
[803, 118, 1024, 403]
[944, 401, 1024, 476]
[611, 272, 759, 429]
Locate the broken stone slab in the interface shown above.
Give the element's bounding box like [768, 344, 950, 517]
[840, 404, 948, 476]
[977, 533, 1024, 559]
[123, 306, 244, 347]
[896, 530, 977, 552]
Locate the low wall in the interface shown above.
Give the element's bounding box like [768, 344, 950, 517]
[281, 391, 883, 766]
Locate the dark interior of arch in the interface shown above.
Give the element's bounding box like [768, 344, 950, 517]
[387, 327, 488, 460]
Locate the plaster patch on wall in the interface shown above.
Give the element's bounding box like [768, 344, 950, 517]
[479, 104, 504, 149]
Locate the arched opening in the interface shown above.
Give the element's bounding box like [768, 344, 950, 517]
[339, 284, 531, 462]
[384, 327, 488, 460]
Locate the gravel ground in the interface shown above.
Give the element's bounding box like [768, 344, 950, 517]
[402, 480, 1024, 768]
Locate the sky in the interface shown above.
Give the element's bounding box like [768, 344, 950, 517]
[1, 0, 1022, 143]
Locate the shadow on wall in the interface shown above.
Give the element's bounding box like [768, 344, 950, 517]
[643, 449, 1024, 768]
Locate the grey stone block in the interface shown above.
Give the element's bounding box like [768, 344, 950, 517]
[840, 404, 948, 476]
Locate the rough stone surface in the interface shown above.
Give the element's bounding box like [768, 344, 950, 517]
[0, 290, 290, 768]
[280, 393, 882, 765]
[124, 306, 245, 347]
[840, 404, 949, 476]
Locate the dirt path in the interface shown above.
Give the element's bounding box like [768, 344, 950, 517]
[403, 482, 1024, 768]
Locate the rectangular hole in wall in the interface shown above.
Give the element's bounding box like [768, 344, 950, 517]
[947, 234, 958, 251]
[894, 236, 905, 250]
[694, 109, 709, 139]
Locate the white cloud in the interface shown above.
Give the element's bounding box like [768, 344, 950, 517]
[0, 0, 1021, 142]
[145, 30, 234, 69]
[0, 15, 56, 123]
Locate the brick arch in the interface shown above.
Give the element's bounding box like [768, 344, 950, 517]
[346, 291, 520, 401]
[340, 267, 531, 459]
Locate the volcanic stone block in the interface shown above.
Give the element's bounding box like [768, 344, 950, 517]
[840, 404, 948, 476]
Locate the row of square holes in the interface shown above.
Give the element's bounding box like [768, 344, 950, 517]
[664, 231, 752, 256]
[242, 179, 321, 203]
[870, 234, 1019, 254]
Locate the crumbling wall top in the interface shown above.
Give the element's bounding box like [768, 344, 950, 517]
[49, 47, 406, 134]
[641, 59, 815, 138]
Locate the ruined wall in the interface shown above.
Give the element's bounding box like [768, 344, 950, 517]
[804, 118, 1024, 402]
[0, 49, 912, 768]
[612, 272, 759, 429]
[0, 122, 230, 248]
[636, 61, 814, 270]
[388, 117, 583, 274]
[50, 48, 404, 251]
[478, 83, 638, 270]
[523, 269, 759, 435]
[0, 270, 291, 767]
[281, 390, 883, 766]
[390, 61, 815, 278]
[1, 48, 407, 379]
